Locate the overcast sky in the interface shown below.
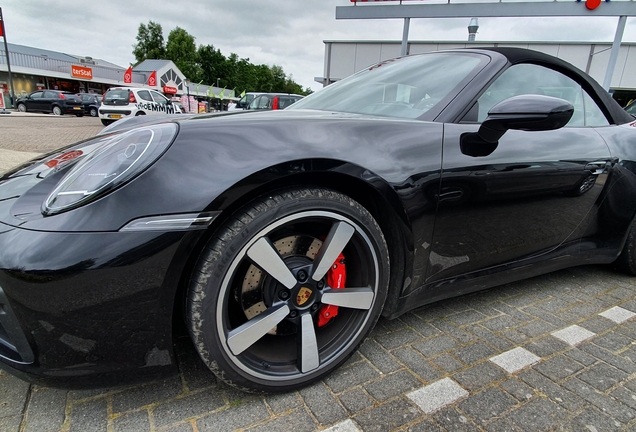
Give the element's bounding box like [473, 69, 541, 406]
[2, 0, 635, 91]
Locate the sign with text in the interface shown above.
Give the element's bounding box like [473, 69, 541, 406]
[71, 65, 93, 80]
[163, 86, 177, 94]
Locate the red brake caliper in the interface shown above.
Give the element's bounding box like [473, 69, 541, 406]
[317, 252, 346, 327]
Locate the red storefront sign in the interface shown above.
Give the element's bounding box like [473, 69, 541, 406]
[71, 65, 93, 80]
[163, 86, 177, 94]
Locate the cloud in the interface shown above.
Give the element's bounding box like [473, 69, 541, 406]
[1, 0, 635, 91]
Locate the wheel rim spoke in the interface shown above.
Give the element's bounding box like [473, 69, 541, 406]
[321, 287, 375, 310]
[246, 237, 297, 289]
[227, 304, 290, 355]
[299, 313, 320, 373]
[311, 221, 355, 281]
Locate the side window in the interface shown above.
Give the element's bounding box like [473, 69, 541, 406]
[477, 64, 585, 127]
[150, 91, 168, 104]
[137, 90, 153, 102]
[259, 96, 271, 110]
[30, 91, 44, 99]
[583, 91, 610, 127]
[43, 91, 57, 99]
[249, 96, 263, 109]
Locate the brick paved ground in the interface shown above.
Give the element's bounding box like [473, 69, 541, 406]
[1, 116, 636, 431]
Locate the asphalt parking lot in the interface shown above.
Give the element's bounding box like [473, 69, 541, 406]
[2, 114, 636, 431]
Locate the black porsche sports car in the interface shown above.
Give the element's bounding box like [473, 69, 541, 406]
[0, 48, 635, 393]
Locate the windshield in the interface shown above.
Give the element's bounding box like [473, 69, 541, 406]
[104, 90, 130, 102]
[290, 52, 486, 119]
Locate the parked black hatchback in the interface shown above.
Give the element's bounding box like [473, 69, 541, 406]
[16, 90, 84, 116]
[77, 93, 102, 117]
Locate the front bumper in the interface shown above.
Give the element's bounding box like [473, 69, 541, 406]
[0, 223, 198, 388]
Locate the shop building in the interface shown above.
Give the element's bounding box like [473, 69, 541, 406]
[0, 42, 231, 109]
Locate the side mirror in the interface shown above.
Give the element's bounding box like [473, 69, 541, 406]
[461, 95, 574, 157]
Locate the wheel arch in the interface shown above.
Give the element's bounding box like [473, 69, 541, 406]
[170, 158, 414, 336]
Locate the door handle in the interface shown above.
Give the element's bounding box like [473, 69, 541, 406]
[584, 161, 608, 175]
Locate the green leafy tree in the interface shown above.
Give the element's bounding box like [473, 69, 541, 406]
[166, 27, 201, 81]
[132, 21, 166, 63]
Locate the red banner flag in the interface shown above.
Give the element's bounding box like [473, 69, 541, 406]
[124, 66, 132, 84]
[0, 20, 4, 38]
[148, 71, 157, 87]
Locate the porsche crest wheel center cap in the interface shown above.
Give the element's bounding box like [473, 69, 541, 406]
[296, 287, 312, 306]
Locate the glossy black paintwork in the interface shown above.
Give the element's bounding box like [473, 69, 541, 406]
[0, 49, 635, 387]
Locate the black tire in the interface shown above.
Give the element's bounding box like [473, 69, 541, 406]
[135, 111, 146, 116]
[187, 188, 389, 393]
[75, 113, 84, 117]
[89, 108, 98, 117]
[100, 119, 114, 126]
[52, 106, 62, 116]
[616, 217, 636, 275]
[17, 103, 26, 113]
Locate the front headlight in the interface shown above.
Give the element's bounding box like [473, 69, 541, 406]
[43, 123, 178, 215]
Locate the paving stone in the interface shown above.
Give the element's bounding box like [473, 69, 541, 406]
[408, 418, 444, 431]
[517, 370, 587, 411]
[563, 378, 635, 423]
[576, 362, 629, 392]
[457, 387, 517, 424]
[358, 339, 402, 373]
[113, 410, 150, 432]
[299, 382, 347, 425]
[338, 388, 374, 414]
[0, 373, 30, 418]
[399, 313, 443, 337]
[23, 387, 67, 432]
[522, 306, 568, 328]
[322, 419, 362, 432]
[578, 315, 617, 334]
[564, 407, 622, 431]
[579, 343, 636, 374]
[407, 378, 468, 414]
[152, 388, 228, 428]
[533, 355, 583, 382]
[157, 423, 193, 432]
[374, 327, 424, 351]
[379, 317, 407, 332]
[244, 408, 316, 432]
[564, 347, 597, 366]
[492, 303, 533, 323]
[448, 309, 488, 326]
[483, 417, 523, 432]
[453, 362, 507, 391]
[490, 347, 540, 374]
[606, 287, 636, 300]
[522, 335, 570, 357]
[69, 398, 108, 432]
[0, 415, 22, 432]
[499, 378, 534, 402]
[432, 406, 480, 431]
[452, 341, 498, 365]
[323, 361, 380, 393]
[364, 370, 421, 402]
[175, 341, 216, 391]
[196, 399, 271, 431]
[551, 325, 596, 346]
[430, 319, 475, 343]
[506, 397, 565, 432]
[393, 347, 443, 382]
[501, 329, 528, 344]
[412, 335, 458, 357]
[265, 392, 302, 414]
[609, 386, 636, 410]
[517, 320, 557, 338]
[111, 377, 183, 413]
[535, 297, 571, 313]
[466, 325, 514, 351]
[566, 303, 604, 318]
[594, 332, 634, 353]
[431, 353, 463, 373]
[353, 398, 421, 432]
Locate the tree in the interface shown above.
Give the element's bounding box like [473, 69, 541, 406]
[166, 27, 200, 81]
[132, 21, 166, 63]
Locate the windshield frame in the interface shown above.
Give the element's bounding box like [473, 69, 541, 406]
[289, 51, 490, 122]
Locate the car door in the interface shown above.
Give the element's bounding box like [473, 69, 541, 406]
[42, 91, 58, 113]
[26, 91, 44, 111]
[426, 63, 613, 283]
[150, 90, 176, 114]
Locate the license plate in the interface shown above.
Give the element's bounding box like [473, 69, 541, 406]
[109, 114, 122, 119]
[73, 106, 81, 110]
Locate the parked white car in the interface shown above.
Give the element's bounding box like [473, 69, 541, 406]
[99, 87, 182, 126]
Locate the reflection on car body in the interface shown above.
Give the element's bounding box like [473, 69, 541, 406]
[0, 48, 635, 394]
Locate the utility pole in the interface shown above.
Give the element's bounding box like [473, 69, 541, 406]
[0, 8, 16, 109]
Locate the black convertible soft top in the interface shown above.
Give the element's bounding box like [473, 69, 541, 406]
[475, 47, 633, 125]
